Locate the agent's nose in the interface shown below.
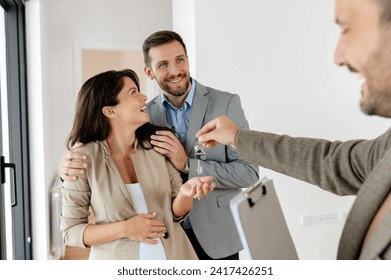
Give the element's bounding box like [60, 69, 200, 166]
[334, 36, 346, 66]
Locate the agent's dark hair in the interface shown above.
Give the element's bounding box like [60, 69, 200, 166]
[378, 0, 391, 24]
[66, 69, 170, 150]
[142, 30, 188, 67]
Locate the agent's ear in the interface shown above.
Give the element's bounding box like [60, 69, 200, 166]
[144, 66, 155, 80]
[102, 106, 116, 118]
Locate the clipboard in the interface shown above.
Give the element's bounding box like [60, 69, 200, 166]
[230, 177, 299, 259]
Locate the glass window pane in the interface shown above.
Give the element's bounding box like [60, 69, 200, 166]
[0, 5, 13, 260]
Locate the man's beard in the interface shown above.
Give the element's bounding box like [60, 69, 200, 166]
[361, 80, 391, 117]
[165, 89, 188, 97]
[360, 48, 391, 117]
[359, 88, 377, 116]
[157, 75, 190, 97]
[357, 28, 391, 118]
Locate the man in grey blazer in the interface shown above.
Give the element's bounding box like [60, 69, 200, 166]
[195, 0, 391, 260]
[142, 30, 259, 259]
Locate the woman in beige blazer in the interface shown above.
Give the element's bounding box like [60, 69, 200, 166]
[60, 69, 215, 260]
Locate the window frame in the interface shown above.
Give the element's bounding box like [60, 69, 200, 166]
[0, 0, 32, 260]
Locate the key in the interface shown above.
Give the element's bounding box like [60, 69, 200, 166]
[194, 144, 206, 175]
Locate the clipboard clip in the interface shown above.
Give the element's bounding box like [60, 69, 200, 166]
[244, 179, 267, 208]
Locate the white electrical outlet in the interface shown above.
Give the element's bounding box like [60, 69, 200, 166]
[300, 209, 347, 226]
[313, 212, 338, 225]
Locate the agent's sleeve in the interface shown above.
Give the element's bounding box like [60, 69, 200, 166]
[236, 128, 391, 195]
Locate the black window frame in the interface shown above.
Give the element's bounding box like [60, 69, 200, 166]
[0, 0, 32, 260]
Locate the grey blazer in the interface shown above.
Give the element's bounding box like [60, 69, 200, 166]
[147, 80, 259, 259]
[60, 140, 197, 260]
[236, 128, 391, 259]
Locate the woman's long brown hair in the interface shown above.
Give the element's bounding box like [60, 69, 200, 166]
[66, 69, 170, 150]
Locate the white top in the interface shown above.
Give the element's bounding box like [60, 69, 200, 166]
[125, 183, 167, 260]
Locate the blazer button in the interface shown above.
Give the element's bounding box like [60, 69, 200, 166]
[163, 232, 169, 239]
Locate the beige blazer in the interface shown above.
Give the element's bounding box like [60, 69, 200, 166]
[60, 140, 197, 260]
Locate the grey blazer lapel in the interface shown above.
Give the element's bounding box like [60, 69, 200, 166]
[186, 83, 209, 155]
[338, 147, 391, 259]
[149, 98, 169, 127]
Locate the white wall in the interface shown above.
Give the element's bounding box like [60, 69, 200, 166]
[26, 0, 172, 259]
[172, 0, 196, 78]
[173, 0, 391, 259]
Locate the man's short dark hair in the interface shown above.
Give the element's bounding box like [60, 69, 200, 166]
[142, 30, 188, 67]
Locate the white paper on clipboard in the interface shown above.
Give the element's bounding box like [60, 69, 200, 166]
[230, 177, 299, 260]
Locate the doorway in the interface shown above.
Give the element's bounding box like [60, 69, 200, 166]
[73, 41, 160, 102]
